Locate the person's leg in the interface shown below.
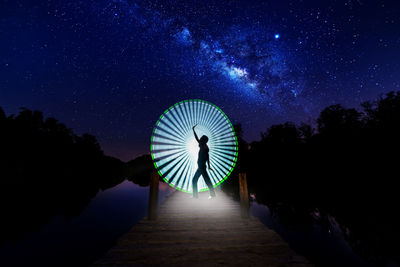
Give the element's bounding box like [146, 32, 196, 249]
[201, 168, 216, 197]
[192, 169, 201, 198]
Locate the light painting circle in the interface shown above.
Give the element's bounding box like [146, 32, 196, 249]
[150, 99, 238, 193]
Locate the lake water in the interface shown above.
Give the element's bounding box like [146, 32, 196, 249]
[0, 180, 175, 267]
[0, 180, 398, 267]
[251, 201, 373, 267]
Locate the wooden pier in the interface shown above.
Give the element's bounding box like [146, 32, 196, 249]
[93, 186, 312, 266]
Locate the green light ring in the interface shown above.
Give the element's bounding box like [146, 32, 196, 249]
[150, 99, 238, 193]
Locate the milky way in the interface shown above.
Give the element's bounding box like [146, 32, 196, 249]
[1, 0, 400, 160]
[98, 0, 306, 112]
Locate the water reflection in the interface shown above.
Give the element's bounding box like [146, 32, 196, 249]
[0, 180, 175, 267]
[250, 200, 373, 267]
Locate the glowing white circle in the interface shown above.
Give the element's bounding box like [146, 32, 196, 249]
[150, 99, 238, 193]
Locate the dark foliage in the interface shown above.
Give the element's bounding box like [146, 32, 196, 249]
[126, 154, 158, 186]
[0, 108, 128, 245]
[222, 91, 400, 265]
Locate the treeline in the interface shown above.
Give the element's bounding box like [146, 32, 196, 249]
[0, 107, 129, 244]
[223, 91, 400, 265]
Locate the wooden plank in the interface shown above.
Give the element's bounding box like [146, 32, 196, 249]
[93, 190, 312, 266]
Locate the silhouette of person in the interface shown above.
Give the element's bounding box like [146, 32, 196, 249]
[191, 124, 216, 199]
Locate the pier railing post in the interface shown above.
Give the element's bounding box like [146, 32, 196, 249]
[239, 173, 250, 218]
[148, 171, 159, 220]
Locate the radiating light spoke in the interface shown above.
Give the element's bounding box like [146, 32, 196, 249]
[151, 99, 238, 193]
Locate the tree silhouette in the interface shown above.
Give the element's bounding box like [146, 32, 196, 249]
[222, 91, 400, 265]
[0, 107, 128, 244]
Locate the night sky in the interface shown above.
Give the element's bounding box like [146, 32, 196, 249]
[1, 0, 400, 161]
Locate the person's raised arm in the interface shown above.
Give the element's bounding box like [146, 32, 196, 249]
[192, 124, 199, 143]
